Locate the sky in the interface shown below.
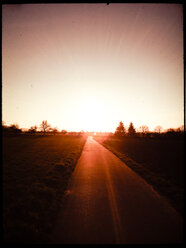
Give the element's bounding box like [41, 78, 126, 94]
[2, 3, 184, 132]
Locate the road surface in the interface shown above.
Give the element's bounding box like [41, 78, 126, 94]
[50, 136, 183, 244]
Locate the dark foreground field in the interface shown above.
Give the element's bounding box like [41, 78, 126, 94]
[94, 134, 184, 216]
[3, 134, 86, 243]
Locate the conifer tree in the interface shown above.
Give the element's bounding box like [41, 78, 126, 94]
[128, 122, 136, 136]
[115, 121, 125, 137]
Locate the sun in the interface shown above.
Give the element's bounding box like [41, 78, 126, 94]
[77, 95, 110, 132]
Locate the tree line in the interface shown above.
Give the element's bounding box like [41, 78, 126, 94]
[2, 120, 68, 135]
[2, 120, 184, 137]
[114, 121, 184, 138]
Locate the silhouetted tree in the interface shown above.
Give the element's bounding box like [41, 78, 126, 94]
[28, 125, 37, 134]
[166, 128, 175, 133]
[115, 121, 126, 137]
[2, 122, 10, 134]
[175, 125, 184, 133]
[9, 124, 22, 134]
[179, 125, 184, 132]
[139, 125, 149, 137]
[154, 125, 163, 133]
[61, 129, 67, 135]
[2, 123, 22, 135]
[128, 122, 136, 136]
[40, 120, 50, 135]
[51, 127, 58, 135]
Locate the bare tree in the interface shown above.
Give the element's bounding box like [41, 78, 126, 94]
[40, 120, 50, 135]
[139, 125, 149, 136]
[154, 125, 163, 133]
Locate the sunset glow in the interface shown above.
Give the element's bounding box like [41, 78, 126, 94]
[2, 4, 183, 132]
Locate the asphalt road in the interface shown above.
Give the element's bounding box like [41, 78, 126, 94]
[50, 136, 183, 244]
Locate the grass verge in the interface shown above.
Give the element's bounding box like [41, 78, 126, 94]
[3, 134, 87, 243]
[94, 136, 184, 217]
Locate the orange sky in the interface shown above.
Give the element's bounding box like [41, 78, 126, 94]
[2, 4, 184, 132]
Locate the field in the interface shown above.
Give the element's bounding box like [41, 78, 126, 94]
[94, 134, 184, 216]
[3, 134, 87, 243]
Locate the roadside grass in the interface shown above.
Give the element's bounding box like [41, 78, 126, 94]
[3, 134, 87, 243]
[94, 135, 184, 217]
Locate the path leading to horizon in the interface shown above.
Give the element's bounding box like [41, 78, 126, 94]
[50, 136, 183, 244]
